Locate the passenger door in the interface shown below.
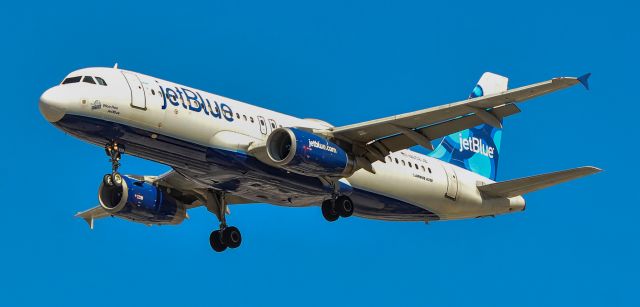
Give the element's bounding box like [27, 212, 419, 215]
[122, 71, 146, 110]
[268, 119, 277, 134]
[443, 164, 458, 200]
[257, 116, 268, 135]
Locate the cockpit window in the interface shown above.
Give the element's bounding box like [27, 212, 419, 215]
[95, 77, 107, 86]
[83, 76, 96, 84]
[62, 76, 82, 84]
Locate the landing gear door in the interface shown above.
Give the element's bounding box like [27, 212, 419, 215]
[443, 165, 458, 200]
[122, 71, 147, 110]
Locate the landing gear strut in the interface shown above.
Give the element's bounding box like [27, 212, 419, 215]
[102, 141, 125, 187]
[321, 195, 354, 222]
[205, 190, 242, 252]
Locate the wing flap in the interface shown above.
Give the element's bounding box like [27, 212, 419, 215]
[477, 166, 601, 198]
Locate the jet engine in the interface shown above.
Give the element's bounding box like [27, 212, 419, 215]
[266, 127, 354, 177]
[98, 175, 186, 225]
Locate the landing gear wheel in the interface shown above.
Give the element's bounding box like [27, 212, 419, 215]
[321, 199, 340, 222]
[103, 174, 114, 186]
[209, 230, 227, 252]
[222, 226, 242, 249]
[335, 196, 354, 218]
[112, 173, 123, 187]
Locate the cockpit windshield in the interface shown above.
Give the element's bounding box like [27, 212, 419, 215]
[95, 77, 107, 86]
[61, 75, 108, 86]
[82, 76, 96, 84]
[62, 76, 81, 84]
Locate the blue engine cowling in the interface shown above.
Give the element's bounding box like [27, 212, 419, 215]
[98, 175, 186, 225]
[266, 127, 354, 177]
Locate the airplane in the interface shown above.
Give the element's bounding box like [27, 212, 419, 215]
[39, 66, 600, 252]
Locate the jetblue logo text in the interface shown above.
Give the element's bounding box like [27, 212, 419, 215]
[458, 134, 494, 158]
[308, 140, 338, 154]
[159, 86, 234, 122]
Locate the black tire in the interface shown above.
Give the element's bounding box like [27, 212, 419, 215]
[321, 200, 339, 222]
[335, 196, 354, 218]
[223, 226, 242, 249]
[112, 173, 123, 187]
[209, 230, 227, 252]
[103, 174, 114, 186]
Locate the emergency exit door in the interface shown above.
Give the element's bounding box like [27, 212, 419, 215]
[122, 72, 146, 109]
[443, 164, 458, 200]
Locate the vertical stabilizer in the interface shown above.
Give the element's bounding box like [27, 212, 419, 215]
[428, 72, 508, 180]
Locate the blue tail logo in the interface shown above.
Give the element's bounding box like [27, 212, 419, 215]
[428, 72, 507, 180]
[428, 125, 501, 180]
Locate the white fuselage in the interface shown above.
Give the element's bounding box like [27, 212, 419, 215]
[39, 67, 525, 222]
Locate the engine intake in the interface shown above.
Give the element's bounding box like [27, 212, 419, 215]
[98, 175, 186, 225]
[266, 127, 353, 177]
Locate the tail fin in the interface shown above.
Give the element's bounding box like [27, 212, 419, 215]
[428, 72, 508, 180]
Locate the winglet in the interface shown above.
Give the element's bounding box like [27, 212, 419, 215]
[577, 73, 591, 90]
[75, 212, 95, 230]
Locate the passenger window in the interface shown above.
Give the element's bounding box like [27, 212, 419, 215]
[62, 76, 82, 84]
[421, 165, 425, 172]
[95, 77, 107, 86]
[270, 122, 276, 129]
[243, 115, 247, 121]
[395, 158, 399, 164]
[250, 117, 254, 123]
[415, 164, 419, 170]
[428, 168, 432, 173]
[236, 113, 240, 119]
[401, 160, 406, 166]
[83, 76, 96, 84]
[408, 162, 412, 168]
[151, 89, 155, 95]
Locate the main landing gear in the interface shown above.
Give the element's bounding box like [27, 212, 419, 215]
[321, 195, 354, 222]
[205, 190, 242, 252]
[102, 141, 125, 187]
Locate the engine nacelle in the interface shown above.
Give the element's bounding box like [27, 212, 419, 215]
[266, 127, 354, 177]
[98, 175, 186, 225]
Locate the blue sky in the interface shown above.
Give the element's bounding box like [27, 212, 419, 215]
[0, 1, 637, 306]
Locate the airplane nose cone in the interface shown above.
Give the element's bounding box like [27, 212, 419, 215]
[39, 87, 66, 122]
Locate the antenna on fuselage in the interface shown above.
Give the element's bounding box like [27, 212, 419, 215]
[113, 63, 119, 69]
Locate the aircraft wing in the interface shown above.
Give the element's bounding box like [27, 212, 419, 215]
[318, 74, 590, 165]
[76, 206, 110, 229]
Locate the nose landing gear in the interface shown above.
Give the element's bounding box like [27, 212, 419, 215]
[102, 141, 125, 187]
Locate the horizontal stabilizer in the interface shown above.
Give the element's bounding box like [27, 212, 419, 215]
[478, 166, 601, 198]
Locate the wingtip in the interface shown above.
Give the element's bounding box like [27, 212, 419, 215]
[75, 211, 95, 229]
[589, 166, 603, 173]
[577, 73, 591, 90]
[581, 166, 603, 174]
